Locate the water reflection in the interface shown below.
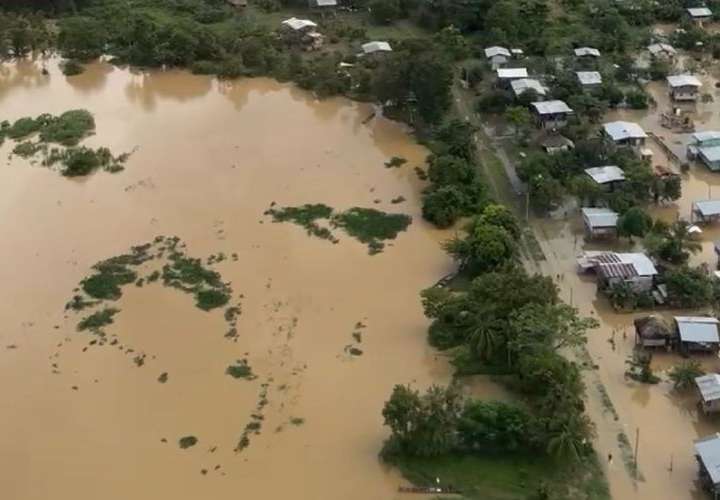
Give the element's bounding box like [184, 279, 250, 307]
[65, 60, 114, 94]
[124, 69, 213, 110]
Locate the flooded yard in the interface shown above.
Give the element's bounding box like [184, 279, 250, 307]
[0, 58, 457, 500]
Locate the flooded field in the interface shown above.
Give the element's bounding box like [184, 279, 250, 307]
[531, 61, 720, 499]
[0, 58, 458, 500]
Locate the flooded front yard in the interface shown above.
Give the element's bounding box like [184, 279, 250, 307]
[0, 58, 456, 500]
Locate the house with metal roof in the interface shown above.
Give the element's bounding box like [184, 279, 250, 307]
[688, 131, 720, 170]
[585, 165, 625, 187]
[667, 74, 702, 101]
[577, 71, 602, 87]
[696, 374, 720, 414]
[361, 41, 392, 55]
[496, 68, 529, 86]
[688, 7, 713, 25]
[227, 0, 248, 8]
[574, 47, 601, 58]
[692, 200, 720, 223]
[695, 433, 720, 498]
[510, 78, 547, 98]
[648, 43, 677, 59]
[603, 121, 647, 148]
[675, 316, 720, 353]
[485, 46, 511, 68]
[310, 0, 338, 7]
[582, 207, 618, 238]
[530, 100, 573, 129]
[578, 251, 658, 292]
[540, 133, 574, 155]
[280, 18, 322, 50]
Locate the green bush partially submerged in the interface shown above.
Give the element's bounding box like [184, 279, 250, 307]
[7, 110, 94, 145]
[77, 307, 119, 332]
[226, 359, 256, 380]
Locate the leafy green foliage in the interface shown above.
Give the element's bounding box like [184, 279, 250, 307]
[332, 207, 411, 254]
[39, 109, 94, 146]
[265, 203, 336, 241]
[226, 359, 256, 380]
[81, 260, 138, 300]
[669, 360, 704, 391]
[77, 307, 119, 332]
[664, 266, 715, 308]
[617, 207, 652, 241]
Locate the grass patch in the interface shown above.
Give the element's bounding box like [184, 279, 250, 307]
[77, 307, 119, 332]
[390, 452, 609, 500]
[178, 436, 198, 449]
[331, 207, 411, 255]
[226, 359, 256, 380]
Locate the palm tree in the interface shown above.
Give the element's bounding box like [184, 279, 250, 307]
[547, 414, 594, 462]
[469, 323, 497, 361]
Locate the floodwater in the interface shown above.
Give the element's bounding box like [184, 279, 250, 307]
[529, 53, 720, 500]
[0, 57, 463, 500]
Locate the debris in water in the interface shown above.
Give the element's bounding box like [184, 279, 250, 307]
[178, 436, 198, 449]
[158, 372, 168, 383]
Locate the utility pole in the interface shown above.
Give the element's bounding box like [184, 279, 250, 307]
[634, 427, 640, 479]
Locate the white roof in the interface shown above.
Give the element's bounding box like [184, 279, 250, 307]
[582, 208, 618, 229]
[510, 78, 547, 97]
[700, 145, 720, 163]
[693, 131, 720, 143]
[696, 433, 720, 486]
[511, 48, 524, 55]
[667, 74, 702, 88]
[676, 316, 720, 343]
[688, 7, 712, 17]
[697, 374, 720, 403]
[281, 17, 318, 30]
[577, 71, 602, 85]
[694, 200, 720, 217]
[648, 43, 676, 56]
[497, 68, 528, 79]
[585, 165, 625, 184]
[531, 100, 573, 115]
[617, 253, 658, 276]
[361, 41, 392, 54]
[485, 46, 511, 58]
[575, 47, 601, 57]
[603, 121, 647, 141]
[315, 0, 337, 5]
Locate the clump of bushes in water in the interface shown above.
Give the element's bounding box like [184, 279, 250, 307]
[12, 141, 43, 158]
[77, 307, 120, 332]
[226, 359, 256, 380]
[266, 204, 412, 254]
[60, 59, 84, 76]
[162, 253, 231, 311]
[385, 156, 407, 168]
[6, 110, 94, 145]
[81, 257, 143, 300]
[178, 436, 198, 449]
[44, 146, 129, 176]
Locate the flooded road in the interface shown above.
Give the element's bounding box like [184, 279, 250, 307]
[529, 64, 720, 499]
[0, 58, 456, 500]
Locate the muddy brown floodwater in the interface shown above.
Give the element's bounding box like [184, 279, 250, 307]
[530, 50, 720, 500]
[0, 57, 465, 500]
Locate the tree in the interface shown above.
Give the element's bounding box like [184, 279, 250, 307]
[546, 413, 594, 462]
[433, 120, 475, 160]
[648, 220, 702, 264]
[58, 16, 106, 61]
[458, 400, 537, 452]
[443, 221, 516, 274]
[427, 155, 476, 186]
[509, 303, 598, 355]
[669, 360, 704, 391]
[665, 266, 714, 308]
[617, 207, 652, 241]
[433, 25, 470, 60]
[422, 185, 469, 228]
[381, 384, 462, 457]
[478, 204, 520, 238]
[504, 106, 531, 137]
[369, 0, 402, 24]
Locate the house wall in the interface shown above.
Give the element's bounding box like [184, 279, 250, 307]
[671, 87, 699, 101]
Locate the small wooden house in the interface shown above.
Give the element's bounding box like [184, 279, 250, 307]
[695, 433, 720, 499]
[688, 7, 713, 26]
[585, 165, 625, 191]
[648, 43, 677, 59]
[574, 47, 601, 58]
[582, 207, 618, 238]
[634, 315, 671, 349]
[692, 200, 720, 224]
[280, 18, 322, 50]
[496, 68, 528, 88]
[577, 71, 602, 88]
[540, 133, 574, 155]
[578, 251, 658, 293]
[675, 316, 720, 354]
[667, 74, 702, 102]
[603, 121, 647, 149]
[485, 46, 511, 69]
[530, 100, 573, 129]
[510, 78, 547, 99]
[688, 131, 720, 171]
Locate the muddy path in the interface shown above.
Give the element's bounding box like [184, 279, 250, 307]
[0, 57, 463, 500]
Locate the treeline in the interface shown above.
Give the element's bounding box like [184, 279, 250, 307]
[382, 229, 599, 465]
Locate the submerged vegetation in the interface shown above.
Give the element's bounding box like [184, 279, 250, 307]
[226, 359, 256, 380]
[266, 204, 411, 254]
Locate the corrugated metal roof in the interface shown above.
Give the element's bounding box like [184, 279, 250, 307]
[603, 121, 647, 141]
[315, 0, 337, 5]
[590, 252, 657, 279]
[667, 74, 702, 88]
[497, 68, 528, 79]
[585, 165, 625, 184]
[281, 17, 317, 30]
[648, 43, 676, 56]
[676, 316, 720, 343]
[577, 71, 602, 85]
[696, 434, 720, 486]
[617, 253, 657, 276]
[694, 200, 720, 217]
[688, 7, 712, 17]
[362, 41, 392, 54]
[582, 208, 618, 229]
[531, 100, 573, 115]
[692, 131, 720, 143]
[510, 78, 547, 97]
[696, 374, 720, 403]
[485, 46, 511, 58]
[575, 47, 600, 57]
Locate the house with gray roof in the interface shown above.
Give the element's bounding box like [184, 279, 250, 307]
[530, 100, 573, 129]
[585, 165, 625, 188]
[667, 74, 702, 101]
[582, 207, 619, 238]
[577, 71, 602, 87]
[688, 131, 720, 170]
[361, 41, 392, 55]
[675, 316, 720, 353]
[648, 43, 677, 59]
[578, 251, 658, 292]
[688, 7, 713, 25]
[692, 200, 720, 223]
[696, 374, 720, 414]
[695, 433, 720, 498]
[510, 78, 547, 98]
[603, 121, 647, 149]
[574, 47, 601, 58]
